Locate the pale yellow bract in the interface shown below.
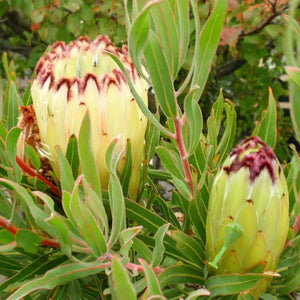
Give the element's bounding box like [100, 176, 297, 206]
[31, 35, 148, 199]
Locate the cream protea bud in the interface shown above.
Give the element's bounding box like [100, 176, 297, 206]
[31, 35, 148, 198]
[206, 136, 289, 298]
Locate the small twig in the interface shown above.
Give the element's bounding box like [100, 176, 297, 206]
[105, 253, 163, 274]
[240, 3, 289, 37]
[16, 155, 61, 197]
[0, 215, 60, 248]
[174, 116, 194, 196]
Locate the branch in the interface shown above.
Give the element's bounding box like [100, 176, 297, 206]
[3, 9, 31, 38]
[214, 58, 247, 80]
[174, 116, 194, 196]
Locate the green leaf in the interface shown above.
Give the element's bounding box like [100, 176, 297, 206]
[7, 261, 108, 300]
[172, 176, 192, 200]
[106, 139, 125, 248]
[6, 127, 22, 182]
[171, 230, 204, 268]
[0, 179, 55, 236]
[128, 0, 159, 75]
[191, 0, 228, 100]
[119, 140, 132, 197]
[288, 83, 300, 143]
[207, 90, 224, 157]
[120, 226, 142, 257]
[78, 112, 101, 197]
[175, 0, 190, 69]
[144, 30, 177, 118]
[151, 0, 179, 77]
[140, 259, 164, 297]
[82, 179, 108, 238]
[16, 230, 43, 253]
[0, 252, 67, 291]
[132, 237, 153, 263]
[206, 273, 269, 297]
[57, 146, 75, 193]
[24, 144, 41, 170]
[112, 256, 137, 300]
[2, 53, 9, 79]
[184, 89, 203, 155]
[22, 81, 32, 106]
[47, 214, 72, 257]
[252, 87, 277, 148]
[185, 288, 211, 299]
[156, 146, 184, 179]
[152, 223, 169, 267]
[159, 264, 204, 288]
[65, 134, 80, 179]
[189, 191, 207, 244]
[3, 80, 23, 130]
[215, 100, 236, 166]
[70, 181, 107, 257]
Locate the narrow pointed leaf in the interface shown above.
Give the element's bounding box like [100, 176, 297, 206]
[7, 261, 109, 300]
[152, 223, 169, 267]
[66, 134, 80, 179]
[6, 127, 22, 182]
[128, 0, 160, 75]
[206, 273, 270, 297]
[140, 259, 164, 297]
[112, 256, 137, 300]
[184, 89, 203, 155]
[106, 139, 125, 247]
[57, 146, 75, 194]
[144, 30, 177, 118]
[47, 214, 72, 257]
[252, 87, 277, 148]
[156, 146, 184, 179]
[191, 0, 228, 100]
[151, 0, 179, 77]
[79, 112, 101, 197]
[159, 264, 204, 288]
[70, 183, 107, 256]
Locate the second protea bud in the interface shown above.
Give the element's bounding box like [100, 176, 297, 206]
[206, 136, 289, 298]
[30, 35, 148, 199]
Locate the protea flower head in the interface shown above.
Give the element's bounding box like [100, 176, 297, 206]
[206, 136, 289, 298]
[30, 35, 148, 198]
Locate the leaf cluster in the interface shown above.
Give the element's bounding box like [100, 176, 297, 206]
[0, 1, 299, 299]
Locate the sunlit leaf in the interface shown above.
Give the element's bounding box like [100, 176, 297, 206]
[144, 30, 177, 118]
[252, 87, 277, 148]
[191, 0, 228, 100]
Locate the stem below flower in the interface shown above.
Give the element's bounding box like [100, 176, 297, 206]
[16, 155, 61, 197]
[174, 116, 194, 196]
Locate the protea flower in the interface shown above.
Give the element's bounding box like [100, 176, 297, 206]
[30, 35, 148, 198]
[206, 136, 289, 298]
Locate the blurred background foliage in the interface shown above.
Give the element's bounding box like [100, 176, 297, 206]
[0, 0, 297, 161]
